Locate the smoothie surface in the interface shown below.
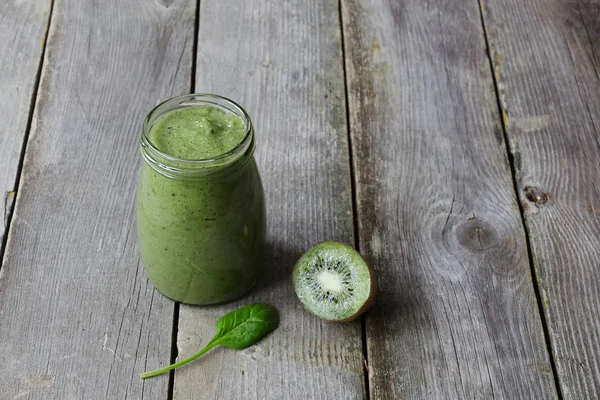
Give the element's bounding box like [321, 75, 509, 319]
[148, 105, 246, 160]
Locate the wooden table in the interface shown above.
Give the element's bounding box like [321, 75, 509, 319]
[1, 0, 599, 399]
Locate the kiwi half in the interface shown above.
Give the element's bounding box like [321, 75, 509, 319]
[292, 241, 376, 321]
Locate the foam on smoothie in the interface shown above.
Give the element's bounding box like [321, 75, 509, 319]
[147, 105, 246, 160]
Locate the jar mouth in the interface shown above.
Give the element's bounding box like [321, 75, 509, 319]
[140, 94, 254, 178]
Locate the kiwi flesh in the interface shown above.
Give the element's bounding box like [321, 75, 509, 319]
[292, 241, 376, 321]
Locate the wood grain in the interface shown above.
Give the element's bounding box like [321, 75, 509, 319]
[0, 0, 52, 256]
[342, 0, 558, 398]
[0, 0, 195, 398]
[482, 0, 600, 398]
[173, 0, 364, 399]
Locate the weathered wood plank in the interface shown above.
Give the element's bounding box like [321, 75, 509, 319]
[0, 0, 52, 255]
[482, 0, 600, 398]
[0, 0, 195, 398]
[173, 0, 364, 399]
[342, 0, 558, 398]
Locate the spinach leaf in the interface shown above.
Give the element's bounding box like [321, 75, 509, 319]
[140, 303, 279, 379]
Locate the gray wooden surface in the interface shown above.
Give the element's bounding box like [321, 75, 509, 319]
[1, 0, 599, 398]
[0, 0, 194, 398]
[173, 1, 364, 399]
[0, 0, 51, 254]
[342, 0, 557, 398]
[482, 0, 600, 398]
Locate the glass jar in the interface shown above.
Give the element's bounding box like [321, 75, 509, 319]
[137, 94, 266, 305]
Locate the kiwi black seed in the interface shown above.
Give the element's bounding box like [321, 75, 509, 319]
[292, 241, 376, 321]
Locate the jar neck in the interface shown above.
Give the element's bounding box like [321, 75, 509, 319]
[140, 94, 255, 180]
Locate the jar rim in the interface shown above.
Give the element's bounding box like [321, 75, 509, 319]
[140, 94, 254, 177]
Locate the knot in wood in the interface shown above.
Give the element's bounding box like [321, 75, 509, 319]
[524, 185, 548, 206]
[456, 219, 498, 252]
[158, 0, 176, 8]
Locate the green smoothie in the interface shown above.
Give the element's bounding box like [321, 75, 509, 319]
[137, 98, 265, 305]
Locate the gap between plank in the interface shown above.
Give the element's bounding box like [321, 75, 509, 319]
[167, 301, 180, 400]
[0, 0, 55, 269]
[338, 1, 370, 399]
[168, 1, 201, 398]
[475, 1, 563, 398]
[190, 0, 200, 95]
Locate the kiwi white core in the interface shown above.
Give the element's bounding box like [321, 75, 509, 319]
[317, 271, 343, 293]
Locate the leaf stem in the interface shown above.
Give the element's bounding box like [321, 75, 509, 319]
[139, 341, 218, 379]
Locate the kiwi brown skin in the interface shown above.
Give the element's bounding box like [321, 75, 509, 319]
[293, 240, 377, 322]
[338, 259, 376, 322]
